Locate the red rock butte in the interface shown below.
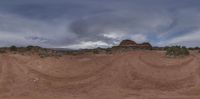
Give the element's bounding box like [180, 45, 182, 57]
[113, 39, 152, 50]
[119, 39, 137, 46]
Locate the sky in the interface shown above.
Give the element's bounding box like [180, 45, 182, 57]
[0, 0, 200, 49]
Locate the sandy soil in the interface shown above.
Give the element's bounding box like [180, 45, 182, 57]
[0, 50, 200, 99]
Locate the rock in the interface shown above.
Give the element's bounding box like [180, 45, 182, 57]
[137, 42, 152, 49]
[112, 40, 152, 51]
[119, 39, 137, 46]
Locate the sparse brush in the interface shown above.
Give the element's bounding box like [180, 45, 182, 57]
[0, 50, 6, 53]
[10, 45, 17, 51]
[93, 50, 99, 54]
[26, 45, 34, 51]
[166, 46, 190, 57]
[39, 50, 49, 58]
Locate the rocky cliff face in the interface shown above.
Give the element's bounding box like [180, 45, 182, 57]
[119, 39, 137, 46]
[112, 40, 152, 51]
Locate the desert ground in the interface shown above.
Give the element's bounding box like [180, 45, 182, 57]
[0, 50, 200, 99]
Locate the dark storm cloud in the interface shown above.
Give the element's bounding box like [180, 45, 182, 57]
[0, 0, 200, 48]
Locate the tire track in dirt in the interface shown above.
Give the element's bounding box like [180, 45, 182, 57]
[1, 51, 200, 98]
[139, 55, 194, 69]
[175, 53, 200, 96]
[0, 55, 3, 77]
[196, 54, 200, 78]
[119, 51, 198, 91]
[0, 55, 17, 95]
[6, 54, 115, 91]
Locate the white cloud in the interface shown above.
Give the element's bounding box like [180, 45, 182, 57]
[103, 32, 125, 39]
[1, 0, 200, 48]
[130, 34, 147, 43]
[158, 30, 200, 47]
[60, 41, 112, 49]
[169, 31, 200, 44]
[0, 12, 75, 47]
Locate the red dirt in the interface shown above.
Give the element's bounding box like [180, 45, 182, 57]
[0, 51, 200, 99]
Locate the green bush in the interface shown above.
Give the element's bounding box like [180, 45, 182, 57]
[166, 46, 190, 57]
[38, 50, 50, 58]
[26, 45, 34, 51]
[188, 47, 199, 50]
[93, 50, 99, 54]
[10, 46, 17, 51]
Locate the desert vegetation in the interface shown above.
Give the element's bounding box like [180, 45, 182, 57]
[166, 46, 190, 57]
[0, 45, 63, 58]
[0, 49, 6, 53]
[188, 47, 200, 50]
[10, 45, 17, 51]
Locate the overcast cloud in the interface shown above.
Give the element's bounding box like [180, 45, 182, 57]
[0, 0, 200, 48]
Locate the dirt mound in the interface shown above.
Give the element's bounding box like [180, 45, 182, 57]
[0, 51, 200, 99]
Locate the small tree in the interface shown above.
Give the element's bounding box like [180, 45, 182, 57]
[10, 45, 17, 51]
[166, 46, 189, 57]
[26, 45, 34, 51]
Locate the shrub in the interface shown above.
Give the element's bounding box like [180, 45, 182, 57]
[26, 45, 34, 51]
[188, 47, 199, 50]
[10, 46, 17, 51]
[166, 46, 190, 57]
[93, 50, 99, 54]
[0, 50, 6, 53]
[38, 50, 50, 58]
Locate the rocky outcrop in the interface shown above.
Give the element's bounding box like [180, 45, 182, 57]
[112, 40, 152, 51]
[119, 40, 137, 46]
[136, 42, 152, 49]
